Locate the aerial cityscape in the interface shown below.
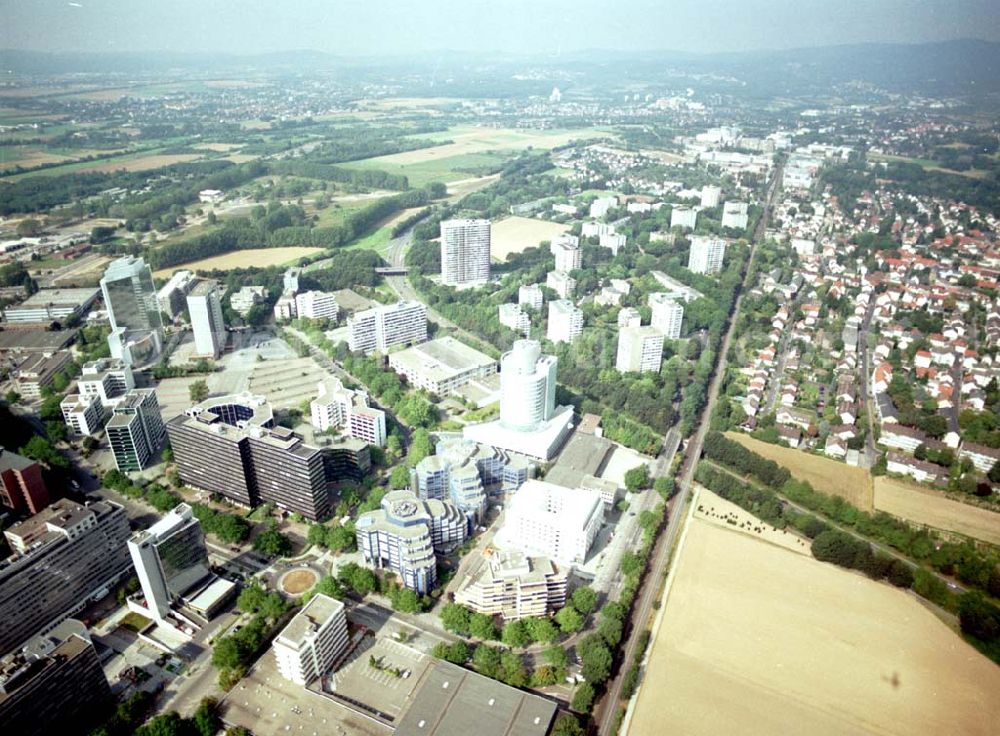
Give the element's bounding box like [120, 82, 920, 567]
[1, 2, 999, 735]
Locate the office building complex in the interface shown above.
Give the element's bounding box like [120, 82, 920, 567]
[464, 339, 574, 460]
[616, 326, 665, 374]
[156, 270, 194, 321]
[106, 389, 165, 472]
[168, 394, 348, 520]
[186, 280, 226, 359]
[388, 337, 497, 397]
[294, 290, 339, 321]
[77, 358, 135, 408]
[721, 201, 750, 230]
[101, 256, 164, 367]
[649, 292, 684, 339]
[347, 300, 427, 354]
[0, 629, 111, 736]
[60, 392, 105, 436]
[310, 378, 386, 447]
[545, 270, 576, 299]
[0, 499, 131, 655]
[454, 550, 567, 621]
[229, 286, 268, 316]
[688, 236, 727, 274]
[440, 218, 491, 288]
[518, 284, 543, 311]
[2, 288, 100, 325]
[273, 594, 349, 686]
[127, 503, 210, 621]
[14, 351, 72, 400]
[0, 448, 50, 516]
[356, 490, 466, 593]
[547, 300, 583, 344]
[494, 480, 604, 566]
[411, 442, 490, 526]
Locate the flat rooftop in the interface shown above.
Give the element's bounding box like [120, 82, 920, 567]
[545, 431, 614, 489]
[390, 337, 496, 383]
[277, 594, 345, 647]
[394, 660, 556, 736]
[0, 328, 77, 352]
[11, 287, 101, 309]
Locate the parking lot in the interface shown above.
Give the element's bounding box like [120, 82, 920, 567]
[327, 636, 430, 721]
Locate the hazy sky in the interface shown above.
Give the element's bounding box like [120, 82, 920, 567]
[2, 0, 997, 55]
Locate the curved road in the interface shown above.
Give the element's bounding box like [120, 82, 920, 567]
[597, 165, 784, 736]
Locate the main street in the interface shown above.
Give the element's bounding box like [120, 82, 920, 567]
[596, 165, 784, 735]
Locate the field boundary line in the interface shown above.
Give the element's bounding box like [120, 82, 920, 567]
[619, 485, 699, 736]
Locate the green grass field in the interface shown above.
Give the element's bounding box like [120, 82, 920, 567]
[345, 224, 394, 256]
[342, 151, 512, 187]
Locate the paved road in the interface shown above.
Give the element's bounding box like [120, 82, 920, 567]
[598, 165, 784, 736]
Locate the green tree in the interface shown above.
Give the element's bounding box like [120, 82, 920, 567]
[551, 713, 585, 736]
[134, 712, 187, 736]
[189, 379, 210, 403]
[469, 612, 499, 640]
[543, 646, 569, 669]
[193, 697, 221, 736]
[408, 428, 433, 466]
[389, 465, 412, 489]
[570, 681, 596, 714]
[440, 603, 471, 635]
[577, 634, 613, 683]
[501, 619, 531, 648]
[308, 523, 328, 548]
[624, 464, 650, 492]
[326, 524, 356, 552]
[524, 617, 558, 644]
[571, 586, 598, 615]
[253, 523, 292, 558]
[555, 605, 584, 634]
[211, 637, 246, 670]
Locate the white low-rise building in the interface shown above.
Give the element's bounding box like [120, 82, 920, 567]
[294, 291, 339, 321]
[388, 337, 497, 397]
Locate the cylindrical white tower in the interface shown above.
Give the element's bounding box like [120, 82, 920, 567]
[500, 339, 556, 432]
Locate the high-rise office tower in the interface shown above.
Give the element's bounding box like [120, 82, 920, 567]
[499, 340, 557, 433]
[440, 219, 491, 288]
[127, 503, 210, 621]
[616, 326, 665, 374]
[186, 280, 226, 359]
[0, 500, 131, 655]
[106, 389, 165, 472]
[648, 292, 684, 339]
[687, 236, 727, 274]
[100, 256, 164, 367]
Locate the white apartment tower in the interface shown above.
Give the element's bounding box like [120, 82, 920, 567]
[499, 340, 557, 433]
[649, 292, 684, 339]
[547, 300, 583, 344]
[440, 218, 491, 288]
[295, 290, 339, 321]
[272, 594, 349, 686]
[721, 201, 749, 230]
[186, 280, 226, 359]
[347, 301, 427, 354]
[688, 236, 727, 274]
[552, 239, 582, 273]
[701, 185, 722, 208]
[546, 271, 576, 299]
[518, 284, 544, 310]
[616, 326, 665, 374]
[310, 378, 386, 447]
[670, 206, 698, 231]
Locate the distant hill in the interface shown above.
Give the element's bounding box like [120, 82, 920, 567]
[1, 39, 998, 96]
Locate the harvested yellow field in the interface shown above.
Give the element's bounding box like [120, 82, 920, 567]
[78, 153, 202, 174]
[490, 216, 569, 261]
[366, 125, 604, 166]
[446, 174, 500, 199]
[153, 247, 323, 277]
[0, 150, 72, 170]
[628, 515, 1000, 736]
[727, 432, 873, 509]
[695, 487, 811, 554]
[193, 142, 242, 152]
[874, 477, 1000, 545]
